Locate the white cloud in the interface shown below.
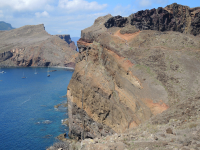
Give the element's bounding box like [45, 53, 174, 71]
[35, 11, 49, 17]
[44, 4, 55, 11]
[58, 0, 107, 12]
[0, 0, 53, 11]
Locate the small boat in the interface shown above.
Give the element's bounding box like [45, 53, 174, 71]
[0, 67, 5, 73]
[34, 68, 38, 74]
[22, 72, 26, 79]
[47, 67, 50, 77]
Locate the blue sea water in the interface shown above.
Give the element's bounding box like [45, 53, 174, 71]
[0, 67, 73, 150]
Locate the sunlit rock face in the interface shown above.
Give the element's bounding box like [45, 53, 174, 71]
[67, 3, 200, 140]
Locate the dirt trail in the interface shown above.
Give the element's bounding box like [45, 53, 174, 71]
[114, 30, 141, 41]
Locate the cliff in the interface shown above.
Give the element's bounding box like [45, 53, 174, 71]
[66, 3, 200, 143]
[56, 35, 77, 51]
[0, 24, 77, 68]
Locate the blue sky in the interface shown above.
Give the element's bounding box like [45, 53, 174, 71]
[0, 0, 199, 37]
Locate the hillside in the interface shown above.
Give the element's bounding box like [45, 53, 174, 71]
[0, 24, 77, 68]
[0, 21, 15, 30]
[48, 3, 200, 150]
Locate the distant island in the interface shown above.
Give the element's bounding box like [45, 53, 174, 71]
[0, 21, 15, 30]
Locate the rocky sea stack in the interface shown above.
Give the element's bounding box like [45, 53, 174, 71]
[0, 24, 77, 68]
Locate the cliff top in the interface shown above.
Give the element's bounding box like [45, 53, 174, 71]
[0, 24, 50, 53]
[80, 3, 200, 44]
[0, 21, 15, 30]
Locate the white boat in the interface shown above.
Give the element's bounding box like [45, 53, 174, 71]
[47, 67, 50, 77]
[0, 67, 5, 73]
[22, 72, 26, 79]
[34, 68, 38, 74]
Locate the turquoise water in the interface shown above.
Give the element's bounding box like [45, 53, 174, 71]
[0, 67, 73, 150]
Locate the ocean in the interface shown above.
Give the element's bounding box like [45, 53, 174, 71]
[0, 67, 73, 150]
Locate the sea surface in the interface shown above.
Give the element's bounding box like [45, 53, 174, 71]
[0, 67, 73, 150]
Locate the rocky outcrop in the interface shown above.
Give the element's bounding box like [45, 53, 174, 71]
[0, 24, 77, 68]
[56, 35, 77, 51]
[104, 3, 200, 36]
[67, 3, 200, 141]
[0, 51, 13, 62]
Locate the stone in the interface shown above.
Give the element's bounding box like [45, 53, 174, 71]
[57, 133, 67, 141]
[166, 128, 173, 134]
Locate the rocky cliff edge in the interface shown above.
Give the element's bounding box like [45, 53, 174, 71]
[0, 24, 77, 68]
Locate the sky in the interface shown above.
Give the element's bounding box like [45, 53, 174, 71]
[0, 0, 199, 37]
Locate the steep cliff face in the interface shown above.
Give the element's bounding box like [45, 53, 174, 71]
[0, 24, 77, 68]
[67, 3, 200, 140]
[56, 35, 77, 51]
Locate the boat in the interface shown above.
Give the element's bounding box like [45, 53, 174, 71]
[0, 67, 5, 74]
[34, 68, 38, 74]
[22, 72, 26, 79]
[47, 67, 50, 77]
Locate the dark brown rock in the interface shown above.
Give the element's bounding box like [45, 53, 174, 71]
[57, 133, 67, 141]
[104, 15, 128, 28]
[104, 3, 200, 36]
[166, 128, 173, 134]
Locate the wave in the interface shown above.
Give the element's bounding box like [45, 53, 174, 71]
[35, 120, 53, 125]
[20, 96, 31, 105]
[42, 120, 52, 124]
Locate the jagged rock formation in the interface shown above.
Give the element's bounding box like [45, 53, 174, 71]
[105, 3, 200, 36]
[67, 3, 200, 141]
[56, 35, 77, 51]
[0, 24, 77, 68]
